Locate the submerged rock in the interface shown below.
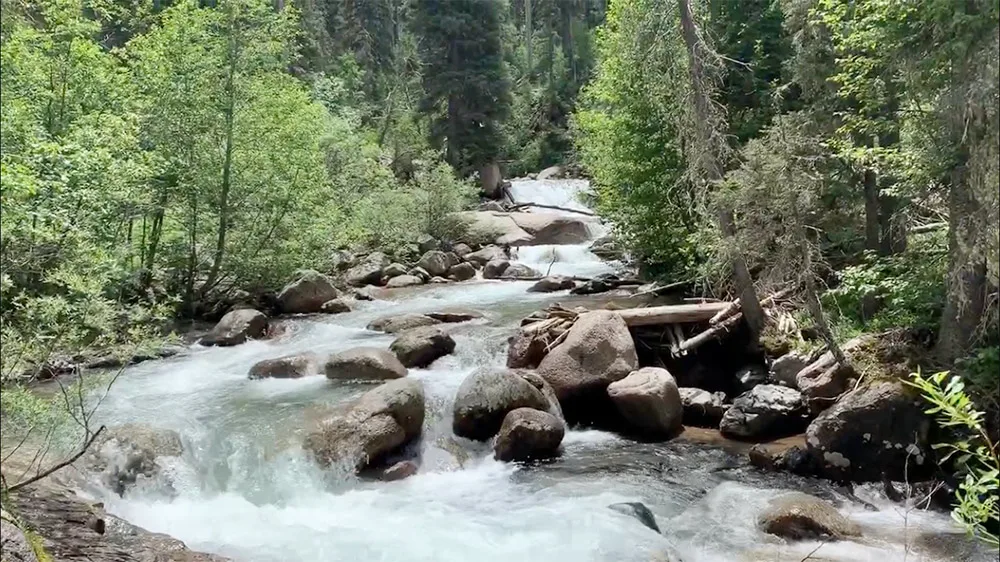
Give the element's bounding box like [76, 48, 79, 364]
[86, 424, 184, 496]
[390, 326, 456, 368]
[304, 378, 425, 470]
[493, 408, 564, 462]
[367, 313, 442, 334]
[719, 384, 805, 439]
[424, 309, 484, 323]
[200, 309, 268, 346]
[527, 276, 576, 293]
[277, 270, 340, 313]
[607, 367, 683, 436]
[678, 387, 728, 427]
[453, 367, 551, 441]
[249, 352, 320, 379]
[608, 502, 661, 533]
[378, 459, 419, 481]
[757, 492, 861, 540]
[324, 347, 407, 381]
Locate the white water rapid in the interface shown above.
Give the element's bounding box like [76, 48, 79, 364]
[84, 179, 990, 562]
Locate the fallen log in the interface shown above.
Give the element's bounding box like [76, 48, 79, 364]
[678, 311, 744, 354]
[616, 302, 731, 326]
[508, 203, 596, 216]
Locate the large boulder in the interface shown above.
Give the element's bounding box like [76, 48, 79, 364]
[324, 347, 407, 381]
[509, 212, 594, 245]
[345, 252, 390, 286]
[407, 266, 431, 281]
[86, 424, 184, 496]
[452, 367, 551, 440]
[448, 262, 476, 281]
[304, 378, 425, 470]
[500, 263, 540, 279]
[678, 387, 728, 427]
[390, 326, 456, 367]
[383, 263, 409, 278]
[277, 270, 339, 313]
[607, 367, 683, 436]
[386, 274, 424, 288]
[200, 309, 268, 346]
[757, 492, 861, 540]
[466, 245, 507, 266]
[320, 298, 352, 314]
[493, 408, 565, 462]
[536, 165, 564, 180]
[417, 250, 451, 277]
[516, 370, 564, 420]
[482, 259, 511, 279]
[719, 385, 806, 439]
[249, 352, 320, 379]
[506, 330, 548, 369]
[367, 313, 442, 334]
[806, 381, 931, 482]
[796, 336, 872, 413]
[528, 276, 576, 293]
[452, 243, 473, 257]
[450, 211, 534, 246]
[769, 351, 810, 388]
[536, 310, 638, 422]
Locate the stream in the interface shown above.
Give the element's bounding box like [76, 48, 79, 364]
[81, 179, 991, 562]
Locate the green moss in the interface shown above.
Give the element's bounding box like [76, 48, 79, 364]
[26, 529, 54, 562]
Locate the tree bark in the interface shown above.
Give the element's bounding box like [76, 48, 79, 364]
[863, 168, 880, 252]
[677, 0, 765, 340]
[525, 0, 532, 78]
[616, 302, 731, 326]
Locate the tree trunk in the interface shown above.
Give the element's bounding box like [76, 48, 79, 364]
[204, 30, 238, 294]
[863, 168, 880, 252]
[525, 0, 532, 78]
[677, 0, 765, 339]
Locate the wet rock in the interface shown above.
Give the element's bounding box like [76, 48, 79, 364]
[304, 378, 425, 470]
[493, 408, 564, 462]
[416, 234, 439, 253]
[417, 250, 452, 277]
[86, 424, 184, 496]
[570, 273, 622, 295]
[407, 266, 431, 281]
[607, 367, 683, 436]
[378, 460, 419, 481]
[735, 365, 768, 393]
[608, 502, 661, 533]
[319, 298, 352, 314]
[509, 213, 594, 246]
[448, 262, 476, 281]
[678, 387, 728, 427]
[528, 276, 576, 293]
[719, 385, 805, 439]
[506, 330, 548, 369]
[367, 313, 442, 334]
[200, 309, 268, 346]
[515, 370, 564, 420]
[537, 165, 564, 180]
[769, 351, 810, 388]
[453, 367, 551, 441]
[249, 352, 320, 379]
[482, 259, 511, 279]
[466, 245, 507, 266]
[452, 243, 473, 257]
[429, 276, 450, 283]
[450, 211, 534, 246]
[536, 310, 638, 422]
[590, 236, 623, 261]
[390, 326, 456, 368]
[758, 492, 861, 540]
[806, 381, 931, 482]
[324, 347, 407, 381]
[383, 262, 409, 278]
[424, 309, 484, 323]
[345, 252, 390, 286]
[386, 274, 424, 288]
[796, 336, 871, 413]
[499, 263, 539, 279]
[277, 270, 339, 313]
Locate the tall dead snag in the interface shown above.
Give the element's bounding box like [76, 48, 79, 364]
[676, 0, 765, 340]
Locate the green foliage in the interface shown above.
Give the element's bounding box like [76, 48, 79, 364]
[908, 371, 1000, 547]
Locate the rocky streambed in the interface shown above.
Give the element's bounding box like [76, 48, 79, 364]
[4, 178, 994, 562]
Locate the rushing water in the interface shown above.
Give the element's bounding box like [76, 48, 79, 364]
[85, 179, 989, 562]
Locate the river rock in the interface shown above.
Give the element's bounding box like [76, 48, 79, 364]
[249, 352, 320, 379]
[528, 276, 576, 293]
[452, 243, 473, 257]
[735, 365, 768, 393]
[386, 274, 424, 288]
[607, 367, 683, 436]
[719, 385, 806, 439]
[324, 347, 407, 381]
[277, 270, 339, 313]
[506, 330, 548, 369]
[200, 309, 268, 346]
[390, 326, 456, 368]
[570, 273, 621, 295]
[367, 313, 442, 334]
[353, 286, 379, 301]
[806, 381, 931, 482]
[378, 460, 419, 481]
[590, 235, 623, 260]
[500, 263, 539, 279]
[769, 351, 810, 388]
[425, 309, 484, 323]
[758, 492, 861, 540]
[466, 245, 507, 266]
[0, 516, 37, 562]
[479, 200, 505, 212]
[482, 259, 511, 279]
[86, 424, 184, 496]
[537, 165, 564, 180]
[345, 252, 390, 286]
[407, 266, 431, 281]
[417, 250, 451, 276]
[608, 502, 661, 533]
[516, 370, 564, 420]
[493, 408, 564, 462]
[678, 387, 728, 427]
[509, 212, 593, 245]
[383, 262, 409, 278]
[416, 234, 439, 253]
[450, 211, 534, 246]
[796, 335, 872, 413]
[320, 298, 352, 314]
[453, 367, 551, 440]
[448, 262, 476, 281]
[429, 276, 450, 283]
[536, 310, 638, 422]
[304, 378, 425, 470]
